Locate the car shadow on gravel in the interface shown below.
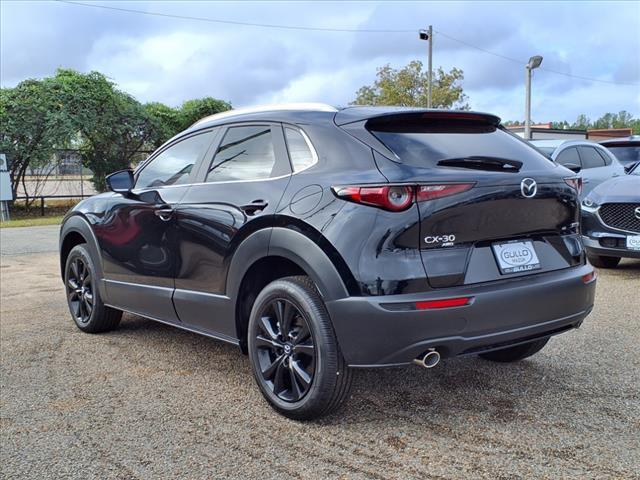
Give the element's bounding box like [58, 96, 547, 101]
[112, 314, 580, 426]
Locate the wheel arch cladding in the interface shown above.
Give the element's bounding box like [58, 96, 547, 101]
[227, 227, 351, 351]
[59, 215, 107, 300]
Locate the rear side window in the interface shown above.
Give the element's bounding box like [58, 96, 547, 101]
[578, 146, 606, 169]
[368, 117, 549, 168]
[555, 148, 581, 167]
[206, 126, 276, 182]
[136, 132, 210, 189]
[284, 127, 317, 172]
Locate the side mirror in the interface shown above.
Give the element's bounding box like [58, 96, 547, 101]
[563, 163, 582, 174]
[106, 169, 135, 194]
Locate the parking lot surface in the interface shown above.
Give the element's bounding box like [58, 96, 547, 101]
[1, 229, 639, 479]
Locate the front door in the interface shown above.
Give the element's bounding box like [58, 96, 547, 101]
[172, 123, 291, 337]
[96, 129, 216, 322]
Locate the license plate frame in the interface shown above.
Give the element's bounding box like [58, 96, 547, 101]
[626, 235, 640, 250]
[492, 240, 541, 275]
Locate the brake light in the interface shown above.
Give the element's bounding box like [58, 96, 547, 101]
[415, 296, 473, 310]
[332, 183, 474, 211]
[416, 183, 474, 201]
[564, 177, 583, 195]
[332, 185, 414, 212]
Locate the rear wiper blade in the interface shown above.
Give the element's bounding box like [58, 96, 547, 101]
[437, 156, 523, 172]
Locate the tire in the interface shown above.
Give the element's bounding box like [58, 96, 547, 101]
[587, 254, 621, 269]
[479, 338, 549, 363]
[247, 276, 352, 420]
[64, 244, 122, 333]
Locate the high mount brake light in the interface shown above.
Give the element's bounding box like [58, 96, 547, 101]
[332, 183, 475, 211]
[564, 177, 583, 195]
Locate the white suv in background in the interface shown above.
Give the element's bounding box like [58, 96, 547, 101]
[530, 140, 625, 197]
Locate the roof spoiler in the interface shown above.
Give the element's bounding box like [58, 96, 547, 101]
[334, 108, 501, 127]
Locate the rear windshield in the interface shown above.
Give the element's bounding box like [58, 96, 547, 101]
[605, 145, 640, 165]
[369, 117, 550, 168]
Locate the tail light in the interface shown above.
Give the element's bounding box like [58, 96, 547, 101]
[564, 177, 582, 195]
[332, 183, 474, 212]
[582, 269, 597, 284]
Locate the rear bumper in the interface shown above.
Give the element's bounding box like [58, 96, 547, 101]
[326, 264, 596, 367]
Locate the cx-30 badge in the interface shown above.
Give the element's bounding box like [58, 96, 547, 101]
[635, 206, 640, 220]
[521, 178, 537, 198]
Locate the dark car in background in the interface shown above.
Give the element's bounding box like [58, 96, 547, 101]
[599, 136, 640, 172]
[59, 104, 596, 419]
[581, 162, 640, 267]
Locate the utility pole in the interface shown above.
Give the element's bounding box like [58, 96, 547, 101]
[524, 55, 543, 139]
[428, 25, 433, 109]
[419, 26, 433, 108]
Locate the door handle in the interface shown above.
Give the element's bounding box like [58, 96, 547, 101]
[240, 200, 268, 215]
[154, 207, 174, 221]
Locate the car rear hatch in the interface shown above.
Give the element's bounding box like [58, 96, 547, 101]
[338, 110, 584, 288]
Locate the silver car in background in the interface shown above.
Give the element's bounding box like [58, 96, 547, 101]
[530, 140, 625, 197]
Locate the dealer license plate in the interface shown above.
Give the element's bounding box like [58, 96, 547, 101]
[492, 240, 541, 275]
[626, 235, 640, 250]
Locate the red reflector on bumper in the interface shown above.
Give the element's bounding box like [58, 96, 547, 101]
[582, 270, 597, 284]
[415, 297, 473, 310]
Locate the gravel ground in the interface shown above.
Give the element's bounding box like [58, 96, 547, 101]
[1, 250, 639, 479]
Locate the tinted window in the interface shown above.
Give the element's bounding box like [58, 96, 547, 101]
[206, 126, 276, 182]
[594, 148, 612, 166]
[285, 127, 316, 172]
[606, 145, 640, 166]
[579, 146, 606, 169]
[555, 148, 581, 167]
[136, 133, 210, 188]
[369, 118, 550, 168]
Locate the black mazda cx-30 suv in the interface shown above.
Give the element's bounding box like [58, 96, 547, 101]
[59, 104, 596, 419]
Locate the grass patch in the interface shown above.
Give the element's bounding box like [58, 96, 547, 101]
[0, 216, 64, 228]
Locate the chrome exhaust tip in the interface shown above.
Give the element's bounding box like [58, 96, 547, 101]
[413, 349, 441, 369]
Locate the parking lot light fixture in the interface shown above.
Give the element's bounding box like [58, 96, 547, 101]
[525, 55, 543, 140]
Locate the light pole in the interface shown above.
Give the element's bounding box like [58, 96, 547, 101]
[524, 55, 543, 140]
[419, 26, 433, 108]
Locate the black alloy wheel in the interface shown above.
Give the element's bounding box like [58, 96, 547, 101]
[65, 244, 122, 333]
[67, 256, 94, 324]
[254, 298, 316, 402]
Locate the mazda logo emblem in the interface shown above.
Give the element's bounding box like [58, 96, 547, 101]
[521, 178, 537, 198]
[635, 206, 640, 220]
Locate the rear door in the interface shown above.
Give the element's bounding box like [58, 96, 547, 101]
[361, 113, 583, 288]
[172, 123, 291, 337]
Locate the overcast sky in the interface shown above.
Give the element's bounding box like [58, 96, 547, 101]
[1, 1, 639, 122]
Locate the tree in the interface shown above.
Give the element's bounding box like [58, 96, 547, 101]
[144, 97, 231, 149]
[352, 60, 469, 109]
[0, 78, 74, 205]
[177, 97, 231, 131]
[54, 69, 156, 192]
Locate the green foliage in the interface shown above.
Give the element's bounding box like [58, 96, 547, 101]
[144, 97, 231, 149]
[53, 69, 155, 192]
[2, 69, 232, 194]
[0, 78, 74, 201]
[352, 60, 469, 109]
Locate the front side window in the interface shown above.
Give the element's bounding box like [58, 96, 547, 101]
[579, 146, 606, 169]
[555, 147, 581, 167]
[206, 126, 276, 182]
[285, 127, 317, 172]
[136, 133, 211, 189]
